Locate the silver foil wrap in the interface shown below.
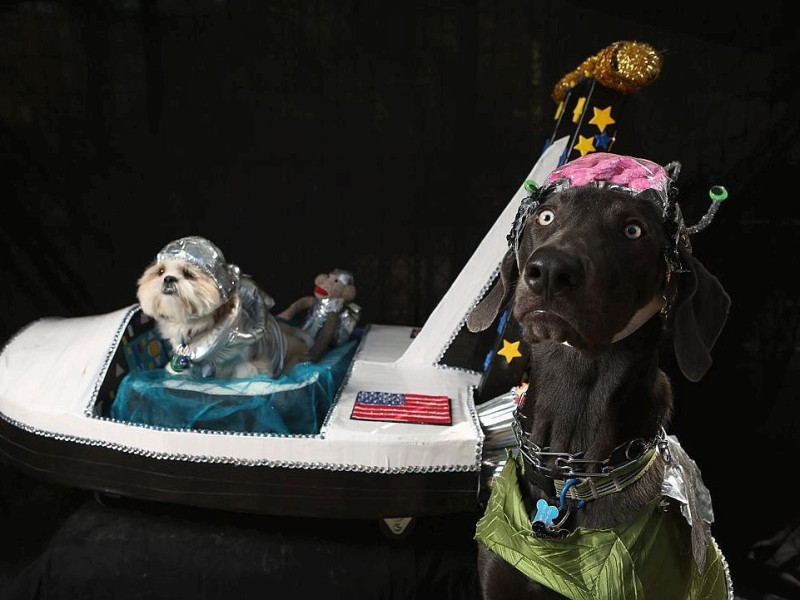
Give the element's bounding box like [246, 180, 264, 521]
[157, 236, 240, 302]
[476, 387, 521, 490]
[301, 297, 345, 341]
[661, 434, 717, 573]
[335, 302, 361, 345]
[171, 278, 286, 378]
[331, 268, 354, 286]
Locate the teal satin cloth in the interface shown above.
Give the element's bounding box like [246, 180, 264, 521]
[111, 337, 358, 435]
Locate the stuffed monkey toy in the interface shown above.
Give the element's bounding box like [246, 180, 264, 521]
[279, 268, 359, 362]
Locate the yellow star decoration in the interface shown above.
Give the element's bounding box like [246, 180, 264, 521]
[497, 339, 523, 363]
[571, 97, 586, 123]
[573, 135, 596, 156]
[588, 106, 615, 132]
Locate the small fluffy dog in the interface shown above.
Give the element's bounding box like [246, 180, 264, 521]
[136, 236, 308, 379]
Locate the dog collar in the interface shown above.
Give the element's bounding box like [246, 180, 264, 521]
[512, 400, 667, 531]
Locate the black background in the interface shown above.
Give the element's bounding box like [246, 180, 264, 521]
[1, 1, 798, 598]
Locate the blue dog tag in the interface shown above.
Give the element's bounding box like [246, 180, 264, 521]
[532, 498, 559, 527]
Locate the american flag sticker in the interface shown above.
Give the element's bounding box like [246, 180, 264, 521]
[351, 391, 452, 426]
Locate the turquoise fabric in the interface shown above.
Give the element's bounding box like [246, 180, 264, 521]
[111, 337, 358, 435]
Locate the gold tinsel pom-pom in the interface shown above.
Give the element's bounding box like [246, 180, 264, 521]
[552, 41, 663, 103]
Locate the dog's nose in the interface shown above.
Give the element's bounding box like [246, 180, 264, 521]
[523, 248, 583, 297]
[161, 275, 178, 295]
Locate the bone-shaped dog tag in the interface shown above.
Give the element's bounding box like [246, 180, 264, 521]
[532, 498, 559, 527]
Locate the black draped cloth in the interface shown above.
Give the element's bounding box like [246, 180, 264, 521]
[1, 2, 799, 599]
[0, 474, 480, 600]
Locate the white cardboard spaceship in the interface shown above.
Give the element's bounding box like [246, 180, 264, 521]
[0, 41, 662, 526]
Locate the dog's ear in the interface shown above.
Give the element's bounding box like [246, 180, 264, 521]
[466, 249, 518, 333]
[672, 248, 731, 382]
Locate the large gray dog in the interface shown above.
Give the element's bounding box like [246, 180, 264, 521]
[468, 153, 733, 600]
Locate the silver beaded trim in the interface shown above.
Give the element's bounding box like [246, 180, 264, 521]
[0, 410, 480, 473]
[465, 384, 485, 469]
[85, 304, 140, 418]
[433, 265, 501, 368]
[714, 534, 736, 600]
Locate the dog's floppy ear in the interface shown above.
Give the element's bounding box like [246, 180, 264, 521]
[466, 249, 518, 333]
[672, 248, 731, 382]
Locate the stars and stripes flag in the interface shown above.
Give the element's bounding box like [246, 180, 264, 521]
[350, 391, 452, 426]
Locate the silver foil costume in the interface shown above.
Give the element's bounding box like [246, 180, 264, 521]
[159, 236, 287, 379]
[301, 297, 345, 341]
[335, 302, 361, 346]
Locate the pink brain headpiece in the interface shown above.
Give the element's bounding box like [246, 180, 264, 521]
[545, 152, 672, 199]
[510, 152, 727, 273]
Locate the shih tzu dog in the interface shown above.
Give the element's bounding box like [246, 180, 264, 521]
[136, 235, 308, 379]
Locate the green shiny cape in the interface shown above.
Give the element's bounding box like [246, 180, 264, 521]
[475, 456, 731, 600]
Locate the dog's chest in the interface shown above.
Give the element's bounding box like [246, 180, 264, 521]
[158, 320, 213, 351]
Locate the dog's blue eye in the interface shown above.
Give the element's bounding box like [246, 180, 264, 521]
[624, 223, 643, 239]
[536, 209, 555, 226]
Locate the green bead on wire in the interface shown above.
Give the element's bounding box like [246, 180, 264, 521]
[686, 185, 729, 235]
[709, 185, 728, 202]
[524, 180, 540, 194]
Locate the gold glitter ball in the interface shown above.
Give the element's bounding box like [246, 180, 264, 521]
[552, 41, 663, 102]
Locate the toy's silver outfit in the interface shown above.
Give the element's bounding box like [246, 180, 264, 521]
[159, 236, 287, 379]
